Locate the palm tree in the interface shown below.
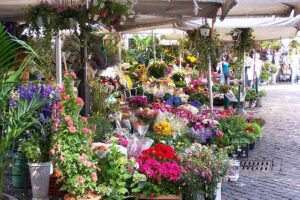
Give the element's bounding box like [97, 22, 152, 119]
[0, 24, 46, 198]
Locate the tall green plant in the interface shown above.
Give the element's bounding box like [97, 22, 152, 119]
[0, 23, 45, 198]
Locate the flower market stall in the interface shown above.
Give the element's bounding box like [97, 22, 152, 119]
[0, 0, 287, 200]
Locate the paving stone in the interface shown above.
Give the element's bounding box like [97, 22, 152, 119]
[222, 84, 300, 200]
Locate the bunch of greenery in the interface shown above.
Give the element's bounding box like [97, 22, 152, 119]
[94, 145, 145, 199]
[260, 71, 270, 82]
[245, 88, 257, 101]
[257, 90, 267, 98]
[172, 72, 187, 88]
[214, 115, 256, 148]
[182, 143, 230, 200]
[189, 93, 209, 104]
[245, 123, 264, 142]
[260, 40, 281, 50]
[148, 62, 167, 79]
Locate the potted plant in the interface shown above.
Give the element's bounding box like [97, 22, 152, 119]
[135, 144, 183, 198]
[245, 88, 257, 108]
[0, 24, 47, 198]
[181, 143, 229, 200]
[244, 123, 263, 150]
[269, 65, 278, 84]
[148, 62, 167, 79]
[51, 73, 102, 199]
[256, 90, 267, 107]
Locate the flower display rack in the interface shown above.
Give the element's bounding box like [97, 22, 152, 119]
[135, 194, 182, 200]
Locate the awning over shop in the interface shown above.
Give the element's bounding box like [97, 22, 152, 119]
[181, 15, 300, 40]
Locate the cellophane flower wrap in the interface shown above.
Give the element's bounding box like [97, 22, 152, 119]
[51, 73, 101, 197]
[182, 143, 230, 199]
[137, 144, 183, 195]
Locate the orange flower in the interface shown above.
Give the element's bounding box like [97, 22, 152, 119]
[246, 126, 254, 132]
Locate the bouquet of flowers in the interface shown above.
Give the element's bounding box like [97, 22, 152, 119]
[182, 143, 230, 200]
[137, 144, 182, 195]
[127, 95, 148, 108]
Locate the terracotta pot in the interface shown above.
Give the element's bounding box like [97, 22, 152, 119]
[64, 192, 101, 200]
[135, 194, 182, 200]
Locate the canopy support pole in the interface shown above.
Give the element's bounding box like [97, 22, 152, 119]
[118, 33, 122, 65]
[55, 31, 62, 87]
[208, 19, 214, 114]
[152, 30, 156, 62]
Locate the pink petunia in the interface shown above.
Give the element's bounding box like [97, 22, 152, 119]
[83, 161, 92, 168]
[64, 115, 71, 122]
[216, 130, 224, 138]
[81, 117, 88, 123]
[69, 126, 76, 133]
[83, 127, 89, 135]
[60, 87, 65, 93]
[70, 72, 77, 79]
[77, 176, 85, 184]
[67, 120, 74, 127]
[119, 138, 129, 147]
[77, 97, 84, 106]
[91, 172, 97, 182]
[78, 154, 86, 163]
[64, 95, 70, 100]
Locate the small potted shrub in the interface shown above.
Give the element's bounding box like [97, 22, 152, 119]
[245, 88, 257, 108]
[256, 90, 267, 107]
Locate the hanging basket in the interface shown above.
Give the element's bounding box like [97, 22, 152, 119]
[135, 194, 182, 200]
[200, 28, 210, 37]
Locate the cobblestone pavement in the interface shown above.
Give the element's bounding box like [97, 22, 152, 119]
[222, 84, 300, 200]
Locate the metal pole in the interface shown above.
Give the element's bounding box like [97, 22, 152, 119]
[208, 53, 213, 114]
[55, 31, 62, 87]
[118, 33, 122, 65]
[152, 30, 156, 62]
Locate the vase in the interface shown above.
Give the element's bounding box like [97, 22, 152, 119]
[135, 194, 182, 200]
[28, 161, 52, 200]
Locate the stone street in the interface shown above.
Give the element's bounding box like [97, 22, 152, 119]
[222, 84, 300, 200]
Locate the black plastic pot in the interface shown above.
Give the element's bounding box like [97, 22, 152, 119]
[249, 143, 255, 150]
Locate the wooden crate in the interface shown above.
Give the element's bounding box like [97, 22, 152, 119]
[135, 194, 182, 200]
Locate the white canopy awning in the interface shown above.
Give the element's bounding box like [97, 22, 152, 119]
[181, 15, 300, 40]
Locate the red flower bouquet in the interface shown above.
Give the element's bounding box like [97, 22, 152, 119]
[137, 144, 182, 195]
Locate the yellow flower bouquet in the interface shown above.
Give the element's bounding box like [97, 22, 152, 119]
[153, 121, 174, 136]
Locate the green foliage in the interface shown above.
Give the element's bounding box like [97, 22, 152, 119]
[289, 40, 300, 48]
[214, 115, 254, 148]
[187, 27, 218, 74]
[189, 93, 208, 104]
[89, 115, 113, 142]
[252, 117, 266, 127]
[245, 88, 257, 101]
[258, 90, 267, 98]
[172, 72, 187, 88]
[0, 23, 45, 196]
[96, 145, 141, 200]
[246, 123, 264, 139]
[260, 40, 281, 50]
[260, 71, 270, 82]
[148, 62, 167, 79]
[182, 144, 229, 200]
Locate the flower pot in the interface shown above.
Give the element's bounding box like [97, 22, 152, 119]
[28, 161, 52, 200]
[135, 194, 182, 200]
[271, 74, 277, 84]
[256, 98, 262, 107]
[64, 192, 101, 200]
[248, 100, 256, 108]
[249, 142, 255, 150]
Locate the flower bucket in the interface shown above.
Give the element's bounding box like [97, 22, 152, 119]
[12, 151, 27, 188]
[135, 194, 182, 200]
[28, 161, 52, 200]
